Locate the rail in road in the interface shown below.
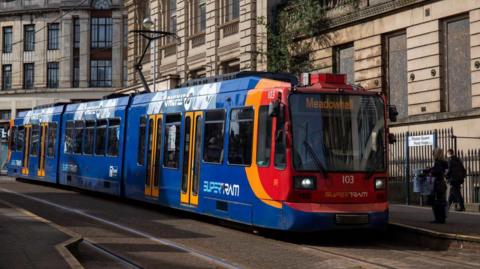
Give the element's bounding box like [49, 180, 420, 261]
[2, 177, 480, 269]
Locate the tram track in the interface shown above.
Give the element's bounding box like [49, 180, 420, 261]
[0, 187, 242, 269]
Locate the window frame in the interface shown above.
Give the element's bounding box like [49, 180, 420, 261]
[47, 62, 59, 88]
[2, 64, 12, 90]
[202, 109, 226, 165]
[95, 119, 108, 156]
[46, 122, 57, 158]
[2, 27, 12, 54]
[23, 24, 35, 52]
[90, 60, 112, 87]
[23, 63, 35, 89]
[47, 23, 60, 50]
[137, 116, 147, 165]
[107, 118, 121, 157]
[83, 120, 96, 155]
[256, 106, 272, 167]
[227, 106, 254, 166]
[163, 113, 182, 169]
[90, 17, 113, 48]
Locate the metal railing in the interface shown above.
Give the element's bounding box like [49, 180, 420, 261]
[459, 149, 480, 204]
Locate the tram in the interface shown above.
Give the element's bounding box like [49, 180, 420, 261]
[7, 72, 396, 231]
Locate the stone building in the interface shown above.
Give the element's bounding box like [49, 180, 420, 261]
[298, 0, 480, 150]
[0, 0, 128, 125]
[122, 0, 281, 92]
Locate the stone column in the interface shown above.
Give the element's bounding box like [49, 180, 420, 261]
[34, 19, 47, 88]
[176, 0, 188, 82]
[239, 0, 257, 71]
[79, 13, 90, 88]
[205, 0, 219, 77]
[60, 14, 73, 88]
[11, 19, 23, 89]
[112, 11, 124, 88]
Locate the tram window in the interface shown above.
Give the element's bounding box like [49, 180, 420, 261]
[83, 120, 95, 155]
[274, 108, 286, 169]
[228, 107, 254, 165]
[65, 121, 74, 154]
[163, 113, 181, 168]
[74, 121, 84, 154]
[9, 126, 17, 152]
[17, 126, 24, 152]
[257, 106, 272, 167]
[46, 123, 57, 158]
[137, 116, 147, 165]
[30, 124, 40, 156]
[203, 110, 225, 164]
[95, 119, 107, 156]
[107, 118, 120, 156]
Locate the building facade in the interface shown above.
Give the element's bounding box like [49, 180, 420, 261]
[299, 0, 480, 150]
[0, 0, 128, 173]
[122, 0, 281, 92]
[0, 0, 128, 123]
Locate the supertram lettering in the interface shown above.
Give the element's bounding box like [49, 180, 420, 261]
[324, 192, 368, 198]
[203, 181, 240, 197]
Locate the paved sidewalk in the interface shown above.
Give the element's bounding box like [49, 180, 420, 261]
[390, 204, 480, 238]
[0, 198, 75, 269]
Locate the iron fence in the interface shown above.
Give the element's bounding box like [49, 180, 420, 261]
[458, 149, 480, 204]
[388, 128, 457, 204]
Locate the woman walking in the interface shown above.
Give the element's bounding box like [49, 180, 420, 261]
[429, 148, 448, 224]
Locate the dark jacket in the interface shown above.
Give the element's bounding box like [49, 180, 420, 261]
[430, 160, 448, 202]
[446, 155, 465, 187]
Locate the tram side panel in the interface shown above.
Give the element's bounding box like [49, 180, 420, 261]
[58, 97, 130, 196]
[7, 106, 64, 184]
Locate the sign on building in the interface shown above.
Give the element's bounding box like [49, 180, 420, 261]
[408, 135, 434, 147]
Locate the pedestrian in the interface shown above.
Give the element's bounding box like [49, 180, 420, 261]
[429, 148, 448, 224]
[446, 149, 466, 211]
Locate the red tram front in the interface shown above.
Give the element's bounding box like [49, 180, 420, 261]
[260, 73, 395, 230]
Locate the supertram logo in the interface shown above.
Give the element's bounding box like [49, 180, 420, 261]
[203, 181, 240, 197]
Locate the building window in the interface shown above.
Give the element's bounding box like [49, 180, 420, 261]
[2, 27, 12, 53]
[333, 43, 354, 84]
[90, 60, 112, 87]
[442, 15, 471, 112]
[24, 25, 35, 52]
[91, 17, 112, 48]
[23, 63, 35, 89]
[192, 0, 206, 34]
[383, 31, 407, 118]
[73, 59, 80, 88]
[169, 0, 177, 34]
[74, 18, 80, 49]
[2, 65, 12, 90]
[225, 0, 240, 22]
[47, 23, 60, 50]
[0, 110, 11, 120]
[47, 62, 59, 88]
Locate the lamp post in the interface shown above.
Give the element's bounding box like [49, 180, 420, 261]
[142, 17, 157, 92]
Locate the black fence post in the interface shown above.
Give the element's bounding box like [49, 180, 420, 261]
[405, 131, 410, 205]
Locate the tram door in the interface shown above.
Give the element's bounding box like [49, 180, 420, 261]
[21, 125, 31, 175]
[145, 115, 163, 197]
[181, 111, 203, 206]
[37, 123, 48, 177]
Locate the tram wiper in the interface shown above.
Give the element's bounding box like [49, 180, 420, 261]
[303, 139, 328, 179]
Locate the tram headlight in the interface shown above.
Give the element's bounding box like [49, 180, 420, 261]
[294, 176, 316, 190]
[374, 178, 386, 190]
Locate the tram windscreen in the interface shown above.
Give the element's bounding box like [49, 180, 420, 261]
[290, 93, 385, 172]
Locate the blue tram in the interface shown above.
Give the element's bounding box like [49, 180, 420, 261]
[7, 72, 393, 231]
